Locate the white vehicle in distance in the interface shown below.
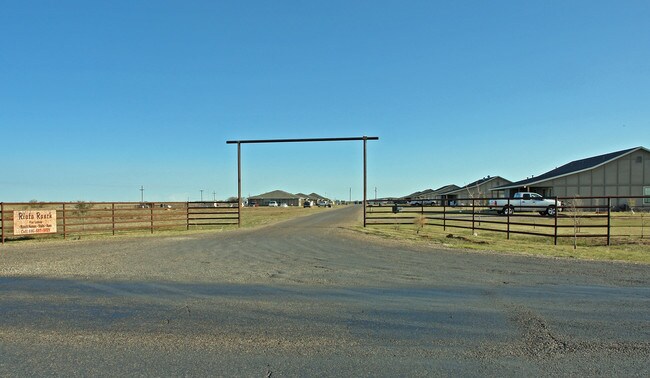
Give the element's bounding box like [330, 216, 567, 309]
[408, 199, 436, 206]
[316, 200, 332, 208]
[268, 201, 279, 207]
[488, 192, 562, 216]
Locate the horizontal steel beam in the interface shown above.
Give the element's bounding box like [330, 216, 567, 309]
[226, 136, 379, 144]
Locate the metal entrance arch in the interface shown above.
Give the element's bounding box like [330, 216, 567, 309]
[226, 136, 379, 227]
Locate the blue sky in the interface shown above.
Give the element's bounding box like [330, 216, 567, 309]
[2, 1, 649, 202]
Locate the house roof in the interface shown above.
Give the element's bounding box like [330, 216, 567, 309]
[402, 189, 434, 199]
[492, 146, 648, 191]
[249, 190, 299, 200]
[432, 184, 460, 195]
[249, 190, 330, 200]
[402, 185, 461, 199]
[307, 192, 329, 201]
[445, 176, 510, 195]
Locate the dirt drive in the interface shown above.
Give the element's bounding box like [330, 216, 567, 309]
[1, 205, 648, 376]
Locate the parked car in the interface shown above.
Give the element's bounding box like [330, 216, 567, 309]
[488, 192, 562, 216]
[280, 203, 289, 207]
[408, 199, 437, 206]
[303, 200, 313, 208]
[268, 201, 279, 207]
[316, 200, 332, 208]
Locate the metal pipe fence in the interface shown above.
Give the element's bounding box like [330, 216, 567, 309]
[365, 196, 650, 246]
[0, 201, 239, 244]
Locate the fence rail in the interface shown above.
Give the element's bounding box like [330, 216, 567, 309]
[365, 195, 649, 246]
[1, 201, 240, 244]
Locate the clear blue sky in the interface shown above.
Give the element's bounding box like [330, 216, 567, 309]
[2, 1, 649, 202]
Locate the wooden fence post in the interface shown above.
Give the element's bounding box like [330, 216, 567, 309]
[112, 203, 115, 236]
[150, 203, 154, 234]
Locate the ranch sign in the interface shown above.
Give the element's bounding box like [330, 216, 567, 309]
[13, 210, 57, 235]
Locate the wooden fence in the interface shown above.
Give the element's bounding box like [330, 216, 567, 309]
[0, 201, 240, 244]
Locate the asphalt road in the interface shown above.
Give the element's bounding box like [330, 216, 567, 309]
[1, 205, 648, 376]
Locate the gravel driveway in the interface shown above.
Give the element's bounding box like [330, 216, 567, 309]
[1, 205, 648, 376]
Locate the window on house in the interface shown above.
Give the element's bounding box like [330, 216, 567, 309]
[644, 187, 650, 204]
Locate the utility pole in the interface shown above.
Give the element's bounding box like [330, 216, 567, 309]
[349, 187, 352, 203]
[375, 187, 377, 200]
[140, 185, 144, 203]
[213, 191, 216, 201]
[200, 189, 204, 202]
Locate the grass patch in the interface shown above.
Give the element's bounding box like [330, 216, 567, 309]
[239, 206, 333, 228]
[352, 223, 650, 264]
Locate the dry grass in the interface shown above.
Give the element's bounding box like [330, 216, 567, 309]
[353, 220, 650, 264]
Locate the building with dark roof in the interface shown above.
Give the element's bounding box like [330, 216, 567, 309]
[248, 190, 303, 207]
[491, 147, 650, 207]
[402, 185, 462, 202]
[248, 190, 330, 207]
[443, 176, 511, 204]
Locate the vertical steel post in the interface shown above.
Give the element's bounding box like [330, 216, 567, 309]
[472, 199, 475, 234]
[506, 198, 510, 240]
[112, 203, 115, 236]
[150, 203, 154, 234]
[363, 136, 367, 227]
[1, 202, 4, 244]
[554, 196, 559, 245]
[607, 197, 611, 246]
[237, 142, 242, 228]
[62, 203, 67, 240]
[443, 199, 446, 231]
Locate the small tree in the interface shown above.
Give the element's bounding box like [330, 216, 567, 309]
[628, 199, 636, 215]
[570, 196, 584, 249]
[629, 199, 646, 239]
[414, 215, 427, 234]
[75, 201, 94, 232]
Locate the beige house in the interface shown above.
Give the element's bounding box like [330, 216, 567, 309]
[491, 146, 650, 208]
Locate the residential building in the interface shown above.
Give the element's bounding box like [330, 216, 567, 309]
[444, 176, 511, 204]
[491, 146, 650, 208]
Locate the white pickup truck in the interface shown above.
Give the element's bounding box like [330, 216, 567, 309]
[488, 192, 562, 216]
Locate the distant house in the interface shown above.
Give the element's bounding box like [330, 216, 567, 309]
[443, 176, 511, 204]
[248, 190, 331, 207]
[402, 185, 464, 204]
[402, 189, 435, 201]
[430, 184, 461, 203]
[248, 190, 303, 207]
[491, 146, 650, 207]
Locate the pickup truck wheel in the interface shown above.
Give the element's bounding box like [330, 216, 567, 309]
[546, 206, 556, 216]
[502, 206, 514, 216]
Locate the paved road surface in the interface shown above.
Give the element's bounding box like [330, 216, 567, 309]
[1, 205, 648, 376]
